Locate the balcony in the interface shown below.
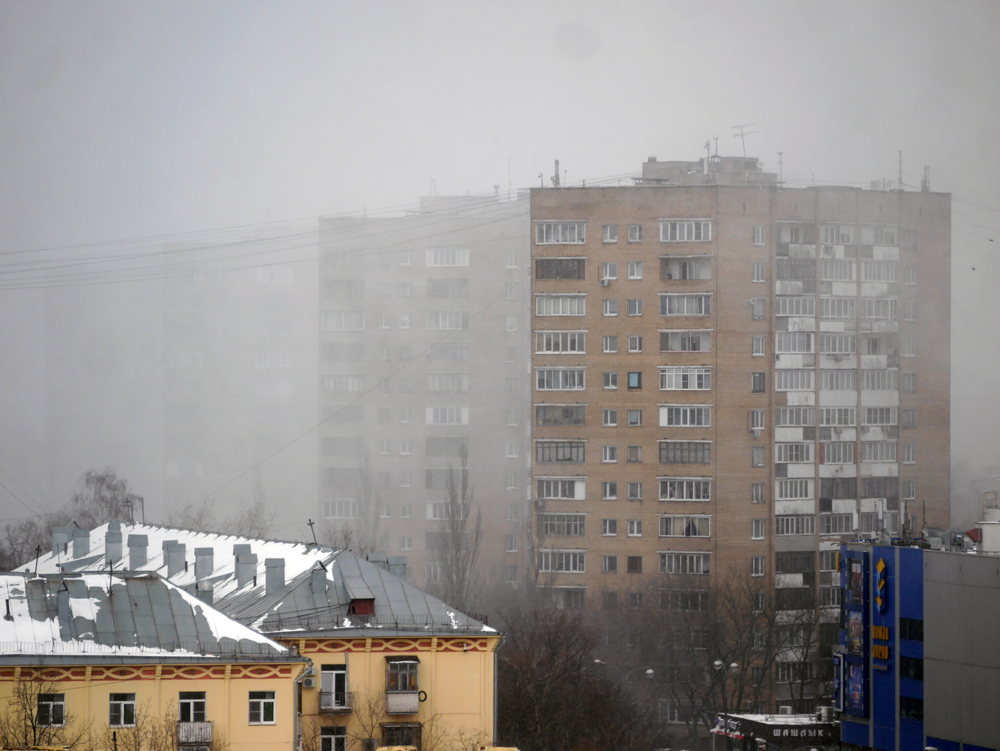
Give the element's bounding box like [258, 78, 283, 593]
[319, 691, 353, 714]
[385, 690, 420, 715]
[177, 721, 212, 745]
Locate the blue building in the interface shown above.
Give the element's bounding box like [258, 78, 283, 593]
[836, 543, 1000, 751]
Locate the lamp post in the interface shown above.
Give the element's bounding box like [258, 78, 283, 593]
[712, 660, 739, 751]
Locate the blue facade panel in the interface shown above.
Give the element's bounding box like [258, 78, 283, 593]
[872, 546, 897, 744]
[897, 546, 923, 619]
[925, 737, 960, 751]
[842, 720, 870, 747]
[899, 676, 923, 699]
[898, 719, 923, 751]
[963, 744, 999, 751]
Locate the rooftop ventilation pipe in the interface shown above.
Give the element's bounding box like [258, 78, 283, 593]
[127, 534, 148, 569]
[72, 529, 90, 559]
[265, 558, 285, 595]
[236, 553, 258, 589]
[165, 542, 186, 578]
[388, 556, 408, 578]
[195, 548, 214, 580]
[195, 580, 214, 606]
[310, 567, 327, 594]
[52, 527, 72, 557]
[105, 521, 123, 564]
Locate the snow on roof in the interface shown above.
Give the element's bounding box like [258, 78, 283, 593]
[0, 571, 292, 661]
[23, 521, 335, 610]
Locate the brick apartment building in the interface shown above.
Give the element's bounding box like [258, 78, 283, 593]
[318, 194, 530, 588]
[529, 155, 950, 630]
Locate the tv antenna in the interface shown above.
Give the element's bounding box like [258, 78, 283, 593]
[732, 123, 758, 157]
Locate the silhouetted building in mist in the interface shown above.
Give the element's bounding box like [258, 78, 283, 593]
[529, 155, 950, 710]
[318, 194, 530, 588]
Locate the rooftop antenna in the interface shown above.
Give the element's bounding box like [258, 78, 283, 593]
[732, 123, 758, 158]
[777, 152, 784, 183]
[551, 160, 560, 188]
[898, 151, 903, 192]
[712, 135, 719, 157]
[703, 140, 710, 175]
[307, 519, 318, 546]
[33, 546, 41, 577]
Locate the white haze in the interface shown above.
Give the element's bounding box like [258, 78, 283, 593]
[0, 0, 998, 534]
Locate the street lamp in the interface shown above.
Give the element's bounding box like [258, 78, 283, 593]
[712, 660, 739, 751]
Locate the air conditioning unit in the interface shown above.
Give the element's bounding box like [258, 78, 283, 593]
[303, 677, 317, 689]
[600, 278, 610, 287]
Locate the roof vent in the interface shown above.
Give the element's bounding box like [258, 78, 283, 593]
[165, 542, 186, 578]
[310, 567, 327, 594]
[388, 556, 408, 578]
[195, 580, 214, 606]
[72, 529, 90, 559]
[105, 525, 123, 564]
[236, 553, 258, 589]
[195, 548, 214, 580]
[127, 534, 148, 569]
[265, 558, 285, 595]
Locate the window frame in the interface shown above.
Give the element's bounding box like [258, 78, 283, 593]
[110, 693, 137, 728]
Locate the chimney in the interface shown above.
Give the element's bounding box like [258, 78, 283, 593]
[195, 548, 214, 580]
[195, 580, 214, 606]
[128, 534, 148, 569]
[265, 558, 285, 595]
[57, 586, 70, 623]
[25, 578, 47, 606]
[310, 567, 327, 594]
[369, 553, 388, 571]
[236, 553, 258, 589]
[105, 521, 123, 564]
[388, 556, 408, 578]
[72, 529, 90, 558]
[166, 542, 186, 578]
[52, 527, 71, 557]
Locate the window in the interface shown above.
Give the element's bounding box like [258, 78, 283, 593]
[750, 372, 766, 394]
[426, 247, 470, 266]
[602, 519, 618, 536]
[775, 296, 816, 316]
[536, 295, 585, 316]
[900, 655, 923, 681]
[903, 265, 917, 285]
[538, 514, 586, 537]
[627, 372, 642, 389]
[506, 441, 518, 458]
[659, 441, 711, 465]
[818, 407, 855, 426]
[776, 479, 811, 500]
[399, 501, 411, 516]
[537, 550, 585, 573]
[627, 409, 642, 427]
[660, 220, 712, 242]
[902, 336, 917, 357]
[775, 443, 813, 463]
[505, 250, 519, 269]
[324, 500, 358, 519]
[820, 513, 853, 534]
[752, 335, 766, 356]
[820, 297, 856, 322]
[627, 556, 643, 573]
[505, 502, 521, 521]
[602, 481, 618, 500]
[862, 298, 897, 322]
[752, 261, 767, 282]
[775, 515, 815, 536]
[426, 373, 469, 393]
[627, 262, 643, 279]
[903, 444, 916, 464]
[536, 479, 579, 501]
[751, 556, 765, 577]
[400, 536, 412, 550]
[902, 408, 917, 429]
[506, 408, 519, 426]
[536, 221, 586, 244]
[603, 372, 618, 389]
[751, 446, 765, 467]
[536, 258, 586, 280]
[627, 298, 642, 316]
[775, 407, 815, 426]
[661, 255, 712, 280]
[660, 330, 712, 352]
[900, 697, 923, 722]
[900, 618, 924, 642]
[110, 693, 136, 727]
[861, 441, 897, 462]
[775, 332, 813, 353]
[660, 294, 711, 316]
[536, 441, 585, 463]
[535, 405, 584, 427]
[863, 370, 899, 391]
[378, 439, 391, 455]
[627, 519, 642, 537]
[752, 519, 765, 540]
[603, 335, 618, 353]
[659, 515, 711, 537]
[659, 590, 710, 611]
[603, 224, 618, 242]
[821, 370, 857, 391]
[603, 298, 618, 316]
[602, 446, 618, 463]
[627, 446, 643, 463]
[822, 442, 855, 464]
[627, 335, 643, 353]
[322, 311, 365, 331]
[750, 298, 766, 319]
[660, 405, 711, 427]
[37, 694, 65, 727]
[902, 300, 916, 321]
[860, 260, 898, 282]
[863, 407, 898, 426]
[536, 368, 585, 390]
[387, 659, 419, 692]
[660, 367, 712, 391]
[535, 331, 586, 354]
[627, 482, 643, 500]
[321, 727, 347, 751]
[628, 225, 642, 242]
[659, 553, 710, 575]
[320, 667, 348, 711]
[821, 223, 855, 245]
[603, 555, 617, 573]
[427, 278, 468, 299]
[819, 333, 856, 354]
[659, 478, 711, 501]
[323, 374, 364, 393]
[427, 406, 468, 425]
[751, 483, 766, 504]
[603, 409, 618, 427]
[601, 262, 618, 280]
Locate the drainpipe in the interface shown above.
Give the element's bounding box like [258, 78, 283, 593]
[293, 649, 314, 751]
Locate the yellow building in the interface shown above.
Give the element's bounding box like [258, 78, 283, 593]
[20, 522, 502, 751]
[0, 571, 304, 751]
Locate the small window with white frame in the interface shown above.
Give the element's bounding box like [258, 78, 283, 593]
[752, 226, 766, 246]
[602, 446, 618, 463]
[603, 409, 618, 427]
[627, 409, 642, 427]
[603, 372, 618, 389]
[627, 298, 642, 316]
[603, 335, 618, 353]
[751, 556, 765, 577]
[110, 693, 136, 727]
[752, 261, 767, 282]
[603, 225, 618, 243]
[752, 335, 766, 356]
[627, 519, 642, 537]
[751, 482, 766, 504]
[903, 480, 916, 500]
[751, 519, 765, 540]
[903, 444, 916, 464]
[628, 335, 643, 353]
[627, 262, 643, 280]
[602, 481, 618, 500]
[602, 519, 617, 536]
[249, 691, 276, 725]
[751, 446, 765, 467]
[903, 265, 917, 284]
[38, 694, 65, 727]
[603, 299, 618, 316]
[628, 224, 642, 242]
[902, 337, 917, 357]
[750, 298, 766, 319]
[601, 262, 618, 280]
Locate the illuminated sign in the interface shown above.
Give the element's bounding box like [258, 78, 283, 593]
[875, 557, 888, 614]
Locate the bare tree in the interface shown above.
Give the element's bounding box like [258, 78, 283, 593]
[98, 700, 230, 751]
[223, 487, 278, 538]
[0, 672, 92, 749]
[69, 467, 133, 528]
[430, 444, 483, 612]
[164, 497, 218, 531]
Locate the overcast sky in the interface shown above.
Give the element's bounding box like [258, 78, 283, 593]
[1, 0, 998, 527]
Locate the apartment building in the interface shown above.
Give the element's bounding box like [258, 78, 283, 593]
[318, 194, 530, 587]
[529, 155, 950, 650]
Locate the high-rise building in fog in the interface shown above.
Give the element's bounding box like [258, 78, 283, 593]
[529, 155, 950, 702]
[318, 194, 530, 587]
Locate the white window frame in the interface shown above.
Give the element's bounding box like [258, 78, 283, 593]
[602, 446, 618, 463]
[249, 691, 276, 725]
[627, 335, 642, 353]
[751, 519, 765, 540]
[535, 295, 586, 317]
[627, 519, 642, 537]
[752, 261, 767, 281]
[659, 219, 712, 242]
[752, 226, 766, 246]
[603, 224, 618, 243]
[535, 221, 586, 245]
[627, 261, 643, 280]
[628, 224, 643, 242]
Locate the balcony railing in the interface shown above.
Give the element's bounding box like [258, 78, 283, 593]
[385, 690, 420, 715]
[177, 721, 212, 744]
[319, 691, 353, 714]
